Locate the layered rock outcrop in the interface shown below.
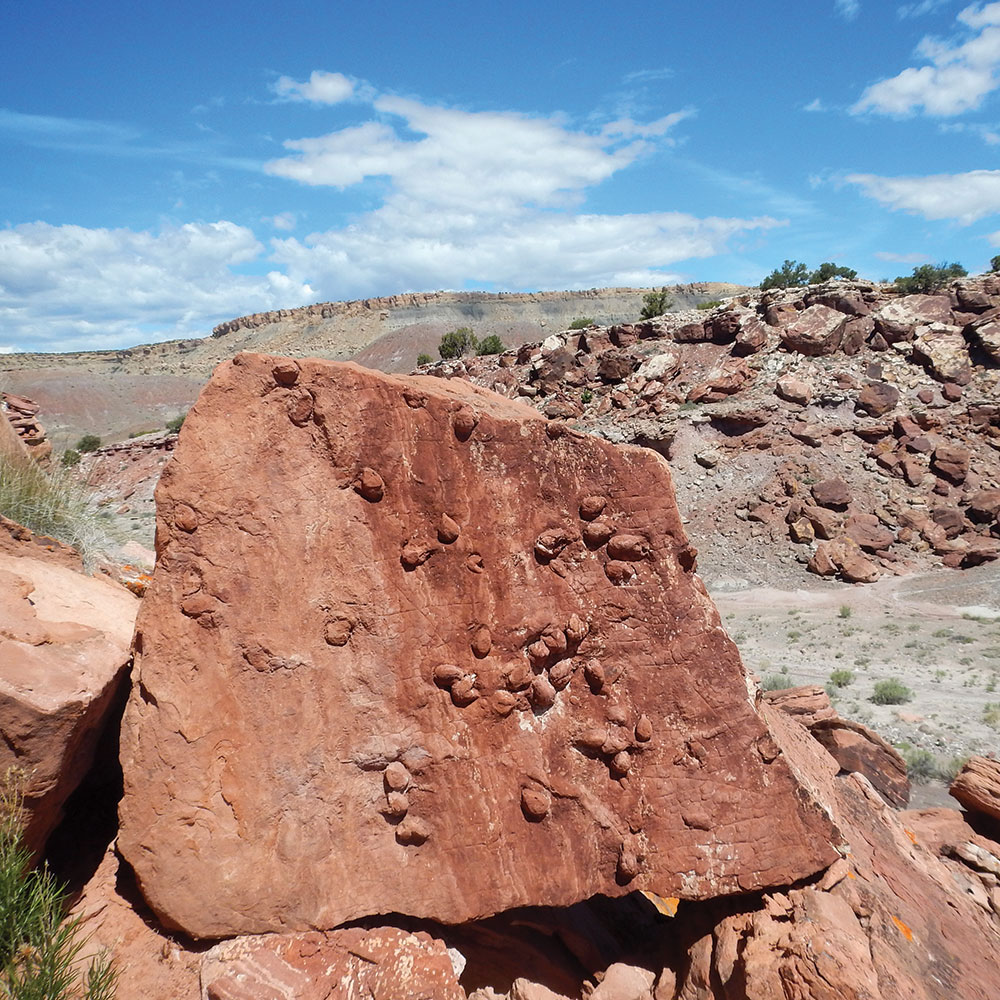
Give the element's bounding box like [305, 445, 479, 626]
[1, 391, 51, 464]
[118, 353, 841, 939]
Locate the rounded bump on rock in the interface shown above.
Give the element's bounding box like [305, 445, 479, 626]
[174, 503, 199, 533]
[452, 405, 479, 441]
[605, 559, 635, 585]
[432, 663, 464, 689]
[354, 468, 385, 503]
[529, 674, 556, 710]
[384, 761, 410, 792]
[635, 715, 653, 742]
[520, 786, 551, 822]
[584, 659, 605, 692]
[324, 617, 354, 647]
[617, 844, 641, 882]
[437, 514, 461, 544]
[491, 690, 519, 716]
[579, 495, 607, 521]
[549, 659, 575, 690]
[271, 361, 301, 387]
[610, 751, 632, 777]
[470, 625, 492, 658]
[450, 676, 480, 706]
[286, 388, 315, 426]
[395, 815, 430, 846]
[383, 791, 409, 819]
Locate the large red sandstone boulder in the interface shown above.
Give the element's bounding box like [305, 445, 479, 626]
[118, 354, 841, 939]
[778, 304, 847, 356]
[0, 518, 137, 853]
[911, 324, 971, 384]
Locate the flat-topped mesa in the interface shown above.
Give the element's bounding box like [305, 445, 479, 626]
[118, 353, 841, 939]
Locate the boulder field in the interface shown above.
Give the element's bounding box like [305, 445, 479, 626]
[3, 353, 999, 998]
[437, 276, 1000, 586]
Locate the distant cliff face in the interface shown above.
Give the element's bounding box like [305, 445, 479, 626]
[0, 284, 744, 379]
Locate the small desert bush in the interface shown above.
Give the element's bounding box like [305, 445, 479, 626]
[838, 605, 852, 619]
[416, 353, 433, 366]
[74, 435, 101, 454]
[870, 678, 913, 705]
[760, 674, 792, 692]
[938, 755, 968, 784]
[568, 317, 594, 329]
[165, 413, 186, 434]
[0, 772, 117, 999]
[829, 669, 854, 688]
[984, 702, 1000, 728]
[59, 450, 80, 469]
[696, 299, 723, 311]
[581, 390, 593, 404]
[0, 454, 111, 567]
[900, 747, 936, 784]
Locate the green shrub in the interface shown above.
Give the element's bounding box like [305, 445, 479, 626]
[984, 702, 1000, 728]
[893, 262, 967, 294]
[476, 334, 504, 355]
[901, 747, 936, 784]
[838, 605, 852, 619]
[829, 669, 854, 688]
[696, 299, 723, 311]
[581, 389, 593, 404]
[640, 287, 673, 319]
[870, 678, 913, 705]
[938, 755, 968, 784]
[568, 317, 594, 329]
[438, 327, 478, 360]
[60, 450, 80, 469]
[74, 435, 101, 454]
[760, 674, 792, 692]
[165, 413, 186, 434]
[991, 254, 1000, 273]
[760, 260, 809, 290]
[416, 353, 433, 366]
[808, 262, 858, 283]
[0, 772, 117, 999]
[0, 455, 111, 567]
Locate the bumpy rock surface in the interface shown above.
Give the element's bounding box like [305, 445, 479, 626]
[119, 354, 841, 939]
[0, 517, 137, 852]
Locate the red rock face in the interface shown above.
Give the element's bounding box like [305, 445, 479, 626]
[118, 354, 841, 939]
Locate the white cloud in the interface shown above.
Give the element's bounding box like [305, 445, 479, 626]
[272, 70, 354, 105]
[262, 86, 778, 297]
[804, 98, 825, 112]
[846, 168, 1000, 222]
[836, 0, 861, 20]
[873, 250, 932, 262]
[0, 221, 313, 352]
[264, 211, 297, 231]
[853, 2, 1000, 115]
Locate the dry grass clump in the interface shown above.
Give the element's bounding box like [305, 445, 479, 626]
[0, 454, 113, 567]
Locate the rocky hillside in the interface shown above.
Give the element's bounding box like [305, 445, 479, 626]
[429, 276, 1000, 588]
[0, 283, 743, 381]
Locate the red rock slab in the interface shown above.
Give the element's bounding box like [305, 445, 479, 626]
[118, 354, 842, 939]
[0, 538, 137, 853]
[809, 718, 910, 808]
[951, 756, 1000, 824]
[762, 685, 836, 727]
[201, 927, 465, 1000]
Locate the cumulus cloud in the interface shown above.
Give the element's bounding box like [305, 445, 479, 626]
[852, 2, 1000, 115]
[262, 85, 777, 297]
[845, 169, 1000, 222]
[836, 0, 861, 20]
[272, 70, 355, 105]
[0, 221, 313, 352]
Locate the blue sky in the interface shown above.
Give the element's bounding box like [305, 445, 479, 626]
[3, 0, 1000, 352]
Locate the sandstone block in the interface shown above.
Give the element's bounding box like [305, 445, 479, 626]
[118, 355, 841, 938]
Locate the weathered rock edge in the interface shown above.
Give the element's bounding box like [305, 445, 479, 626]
[118, 353, 842, 939]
